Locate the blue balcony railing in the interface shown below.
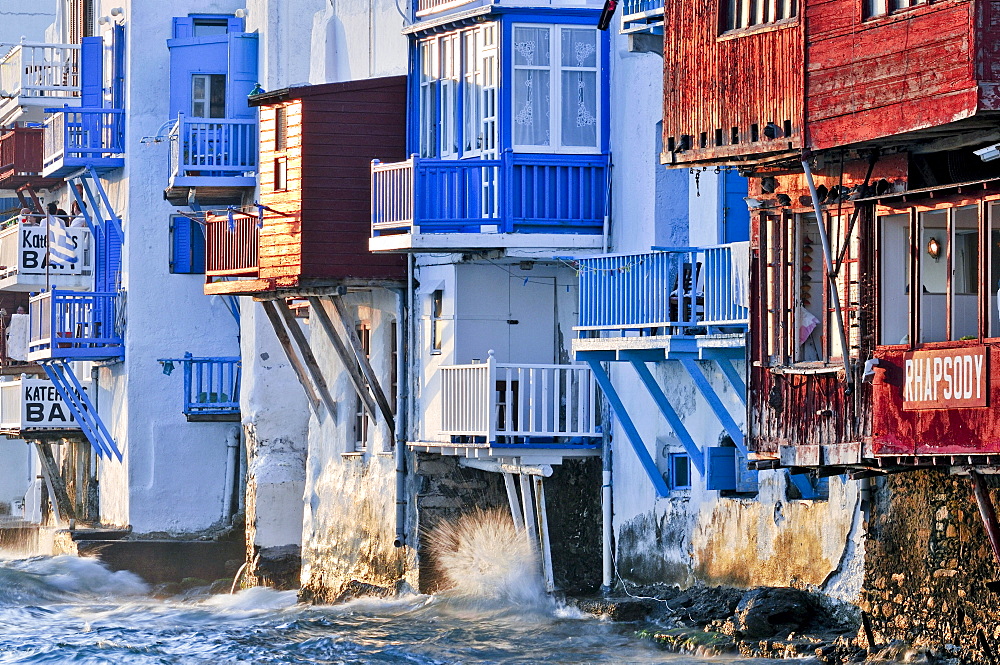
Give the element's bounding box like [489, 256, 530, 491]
[158, 353, 240, 421]
[576, 243, 750, 333]
[168, 114, 257, 189]
[621, 0, 665, 34]
[27, 290, 124, 361]
[371, 151, 608, 237]
[42, 107, 125, 177]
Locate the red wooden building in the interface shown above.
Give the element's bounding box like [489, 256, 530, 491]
[203, 77, 407, 297]
[660, 0, 1000, 470]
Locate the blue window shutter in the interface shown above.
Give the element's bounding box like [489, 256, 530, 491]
[227, 32, 259, 119]
[227, 17, 245, 33]
[170, 216, 205, 274]
[80, 37, 103, 108]
[173, 17, 194, 39]
[705, 446, 737, 491]
[112, 24, 126, 110]
[735, 451, 759, 493]
[721, 170, 750, 243]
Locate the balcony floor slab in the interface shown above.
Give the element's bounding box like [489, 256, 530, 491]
[370, 232, 604, 255]
[573, 332, 746, 361]
[409, 441, 600, 465]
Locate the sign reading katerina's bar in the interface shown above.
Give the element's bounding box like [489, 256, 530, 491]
[903, 346, 987, 410]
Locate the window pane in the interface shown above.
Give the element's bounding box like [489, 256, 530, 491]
[990, 203, 1000, 337]
[919, 210, 948, 343]
[952, 205, 979, 340]
[797, 214, 824, 361]
[879, 213, 909, 345]
[561, 70, 598, 148]
[560, 28, 597, 68]
[513, 69, 550, 147]
[513, 27, 550, 66]
[209, 74, 226, 118]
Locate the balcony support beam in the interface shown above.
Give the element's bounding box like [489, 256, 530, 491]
[40, 360, 122, 461]
[274, 299, 338, 419]
[258, 300, 323, 415]
[586, 359, 670, 498]
[32, 440, 76, 524]
[679, 357, 748, 457]
[306, 297, 380, 424]
[627, 358, 705, 476]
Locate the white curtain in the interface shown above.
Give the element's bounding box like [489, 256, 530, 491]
[560, 28, 598, 148]
[513, 27, 551, 147]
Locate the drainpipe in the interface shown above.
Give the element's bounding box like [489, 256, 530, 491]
[601, 425, 613, 594]
[801, 158, 853, 393]
[393, 256, 415, 548]
[222, 425, 240, 523]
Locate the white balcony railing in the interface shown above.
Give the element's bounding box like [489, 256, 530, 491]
[0, 376, 89, 431]
[440, 353, 600, 442]
[0, 217, 93, 291]
[0, 42, 80, 122]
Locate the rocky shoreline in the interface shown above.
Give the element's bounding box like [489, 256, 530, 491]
[572, 585, 975, 664]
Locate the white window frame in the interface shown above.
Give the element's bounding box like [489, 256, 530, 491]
[191, 73, 226, 119]
[511, 23, 602, 155]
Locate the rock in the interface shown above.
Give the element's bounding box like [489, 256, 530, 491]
[332, 579, 394, 604]
[575, 596, 656, 622]
[731, 587, 815, 639]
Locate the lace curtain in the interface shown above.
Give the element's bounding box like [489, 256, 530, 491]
[513, 26, 551, 147]
[560, 28, 598, 148]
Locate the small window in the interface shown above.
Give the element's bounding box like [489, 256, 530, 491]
[274, 107, 288, 151]
[863, 0, 926, 19]
[430, 290, 444, 354]
[169, 215, 205, 274]
[191, 74, 226, 119]
[721, 0, 796, 32]
[192, 18, 230, 36]
[390, 321, 398, 416]
[353, 323, 372, 453]
[668, 453, 691, 490]
[274, 157, 287, 192]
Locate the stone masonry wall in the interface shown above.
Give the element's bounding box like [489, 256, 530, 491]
[862, 469, 1000, 657]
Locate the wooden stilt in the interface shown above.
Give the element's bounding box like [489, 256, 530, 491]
[33, 440, 76, 524]
[259, 300, 322, 412]
[273, 299, 339, 418]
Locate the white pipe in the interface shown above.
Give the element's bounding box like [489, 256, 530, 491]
[503, 472, 525, 531]
[520, 473, 538, 551]
[222, 425, 240, 522]
[602, 440, 613, 592]
[801, 159, 853, 391]
[533, 476, 555, 593]
[393, 285, 408, 548]
[458, 458, 553, 477]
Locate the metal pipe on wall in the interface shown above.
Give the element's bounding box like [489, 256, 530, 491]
[393, 285, 408, 548]
[222, 425, 240, 523]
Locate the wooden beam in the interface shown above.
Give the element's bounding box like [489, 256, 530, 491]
[273, 299, 339, 419]
[33, 440, 76, 524]
[304, 296, 379, 423]
[326, 296, 396, 433]
[259, 300, 322, 413]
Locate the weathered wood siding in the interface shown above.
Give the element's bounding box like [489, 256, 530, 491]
[872, 342, 1000, 455]
[300, 78, 406, 281]
[807, 1, 983, 151]
[259, 100, 304, 287]
[662, 3, 803, 164]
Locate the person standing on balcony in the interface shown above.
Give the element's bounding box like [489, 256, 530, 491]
[46, 202, 68, 227]
[18, 208, 37, 226]
[69, 201, 87, 228]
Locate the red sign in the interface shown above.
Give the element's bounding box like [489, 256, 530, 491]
[903, 346, 987, 410]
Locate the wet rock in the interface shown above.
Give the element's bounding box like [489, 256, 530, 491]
[732, 587, 815, 638]
[254, 544, 301, 590]
[575, 596, 657, 621]
[332, 579, 395, 604]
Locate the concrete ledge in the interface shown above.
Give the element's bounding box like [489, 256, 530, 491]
[74, 540, 244, 585]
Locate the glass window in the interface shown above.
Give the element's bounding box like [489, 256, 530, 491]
[952, 206, 979, 340]
[274, 106, 287, 151]
[989, 203, 1000, 337]
[191, 74, 226, 118]
[878, 213, 910, 345]
[430, 290, 444, 354]
[419, 41, 438, 158]
[353, 323, 372, 453]
[192, 18, 230, 36]
[669, 453, 691, 490]
[722, 0, 796, 32]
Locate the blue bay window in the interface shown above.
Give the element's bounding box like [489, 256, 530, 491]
[371, 9, 610, 245]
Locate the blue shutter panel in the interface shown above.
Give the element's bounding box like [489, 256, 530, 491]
[80, 37, 103, 107]
[705, 446, 737, 491]
[173, 17, 194, 39]
[227, 32, 259, 119]
[170, 216, 205, 274]
[735, 451, 759, 493]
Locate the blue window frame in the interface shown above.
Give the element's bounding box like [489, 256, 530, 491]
[169, 215, 205, 274]
[668, 452, 691, 490]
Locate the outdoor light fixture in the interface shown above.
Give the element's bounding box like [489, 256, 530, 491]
[235, 8, 248, 18]
[975, 143, 1000, 162]
[927, 237, 941, 260]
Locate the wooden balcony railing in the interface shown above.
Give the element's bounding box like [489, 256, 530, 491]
[0, 42, 80, 120]
[159, 353, 240, 420]
[0, 127, 44, 181]
[576, 243, 751, 332]
[168, 114, 257, 182]
[205, 212, 259, 277]
[371, 151, 608, 237]
[42, 107, 125, 175]
[27, 290, 123, 361]
[415, 0, 475, 16]
[439, 353, 600, 443]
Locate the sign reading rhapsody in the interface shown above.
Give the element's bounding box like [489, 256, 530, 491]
[903, 346, 987, 410]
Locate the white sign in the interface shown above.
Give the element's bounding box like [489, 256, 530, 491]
[18, 226, 89, 275]
[0, 378, 89, 430]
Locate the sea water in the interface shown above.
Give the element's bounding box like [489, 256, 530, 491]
[0, 553, 784, 664]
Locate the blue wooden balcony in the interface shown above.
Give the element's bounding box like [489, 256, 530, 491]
[158, 353, 241, 422]
[370, 152, 608, 252]
[27, 290, 124, 362]
[165, 115, 257, 204]
[41, 107, 124, 178]
[621, 0, 665, 34]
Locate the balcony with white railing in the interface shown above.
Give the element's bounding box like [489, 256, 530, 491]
[0, 42, 80, 125]
[0, 376, 90, 434]
[27, 290, 124, 362]
[42, 107, 125, 178]
[417, 353, 601, 455]
[165, 114, 257, 204]
[573, 243, 750, 359]
[0, 217, 93, 292]
[620, 0, 665, 34]
[370, 152, 608, 253]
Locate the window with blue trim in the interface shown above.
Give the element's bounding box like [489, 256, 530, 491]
[170, 215, 205, 274]
[667, 452, 691, 490]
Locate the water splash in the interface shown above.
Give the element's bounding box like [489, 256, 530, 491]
[0, 555, 148, 606]
[427, 508, 547, 606]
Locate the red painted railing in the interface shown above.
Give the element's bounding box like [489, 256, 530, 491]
[205, 212, 259, 277]
[0, 127, 44, 179]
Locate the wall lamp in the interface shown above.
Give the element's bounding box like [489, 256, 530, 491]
[927, 237, 941, 261]
[975, 143, 1000, 162]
